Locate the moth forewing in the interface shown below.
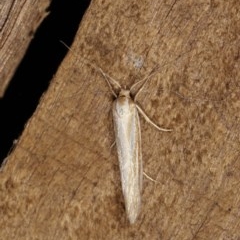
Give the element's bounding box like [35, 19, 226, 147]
[112, 90, 142, 224]
[109, 78, 171, 224]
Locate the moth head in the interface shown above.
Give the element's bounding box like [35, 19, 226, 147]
[119, 89, 131, 98]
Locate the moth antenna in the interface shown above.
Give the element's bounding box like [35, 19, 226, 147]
[133, 66, 160, 101]
[96, 67, 121, 98]
[132, 48, 192, 102]
[60, 41, 120, 98]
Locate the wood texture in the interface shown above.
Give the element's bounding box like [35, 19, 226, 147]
[0, 0, 49, 97]
[1, 0, 240, 239]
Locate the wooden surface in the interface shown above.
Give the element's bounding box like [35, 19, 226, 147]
[1, 0, 240, 239]
[0, 0, 49, 97]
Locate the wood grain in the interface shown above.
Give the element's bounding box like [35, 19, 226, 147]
[0, 0, 49, 97]
[1, 0, 240, 239]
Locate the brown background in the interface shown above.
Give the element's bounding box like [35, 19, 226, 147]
[1, 0, 240, 239]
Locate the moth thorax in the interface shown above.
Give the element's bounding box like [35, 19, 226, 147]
[119, 89, 131, 98]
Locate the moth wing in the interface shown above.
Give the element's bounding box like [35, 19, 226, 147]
[113, 102, 142, 224]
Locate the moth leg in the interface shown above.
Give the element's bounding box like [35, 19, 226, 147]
[143, 172, 159, 183]
[136, 104, 172, 132]
[110, 141, 116, 149]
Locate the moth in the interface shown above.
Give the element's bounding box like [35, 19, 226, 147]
[61, 41, 172, 224]
[98, 68, 172, 224]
